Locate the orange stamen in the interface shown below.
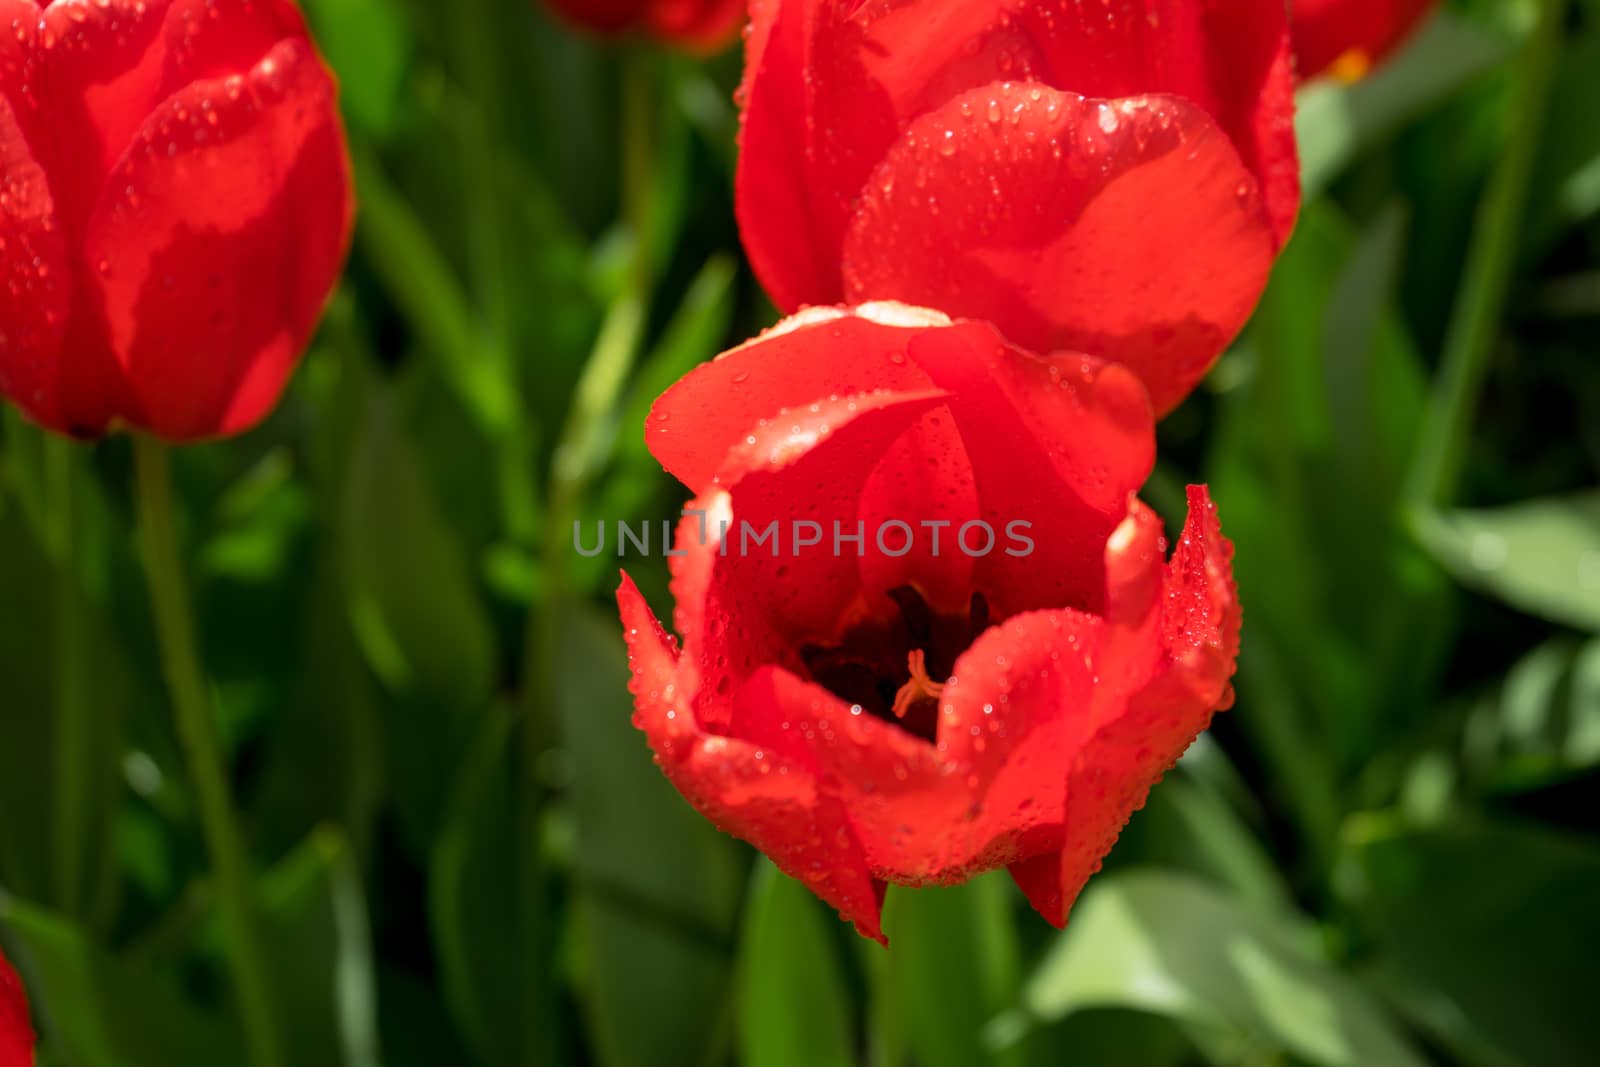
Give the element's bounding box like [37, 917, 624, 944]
[1330, 49, 1372, 84]
[892, 649, 946, 719]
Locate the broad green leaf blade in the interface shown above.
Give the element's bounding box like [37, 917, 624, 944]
[1457, 637, 1600, 789]
[1415, 491, 1600, 632]
[737, 862, 857, 1067]
[1019, 870, 1426, 1067]
[0, 901, 232, 1067]
[260, 829, 382, 1067]
[341, 386, 498, 702]
[558, 604, 744, 1067]
[1110, 767, 1293, 916]
[350, 150, 514, 437]
[250, 558, 384, 859]
[302, 0, 413, 137]
[1340, 816, 1600, 1067]
[427, 709, 536, 1067]
[0, 493, 129, 921]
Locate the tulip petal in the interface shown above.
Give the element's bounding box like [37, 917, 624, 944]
[905, 323, 1153, 616]
[1293, 0, 1435, 82]
[619, 573, 888, 941]
[648, 304, 951, 492]
[645, 0, 747, 55]
[736, 0, 835, 310]
[1013, 486, 1239, 925]
[738, 0, 1299, 313]
[82, 35, 352, 439]
[0, 947, 31, 1067]
[671, 388, 952, 726]
[0, 89, 72, 431]
[934, 608, 1103, 875]
[817, 0, 1300, 249]
[545, 0, 648, 36]
[844, 85, 1276, 416]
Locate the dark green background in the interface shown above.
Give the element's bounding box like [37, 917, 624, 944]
[2, 0, 1598, 1064]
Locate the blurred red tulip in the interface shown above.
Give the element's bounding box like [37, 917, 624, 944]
[0, 948, 32, 1067]
[1293, 0, 1435, 82]
[735, 0, 1300, 415]
[618, 303, 1240, 941]
[0, 0, 353, 442]
[545, 0, 746, 54]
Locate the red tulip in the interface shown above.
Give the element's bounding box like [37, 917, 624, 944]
[544, 0, 746, 54]
[1293, 0, 1435, 82]
[0, 0, 353, 442]
[618, 303, 1240, 941]
[735, 0, 1301, 416]
[0, 948, 32, 1067]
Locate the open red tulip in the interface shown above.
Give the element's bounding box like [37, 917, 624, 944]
[735, 0, 1300, 415]
[0, 948, 32, 1067]
[618, 304, 1240, 941]
[544, 0, 746, 54]
[0, 0, 353, 441]
[1293, 0, 1435, 82]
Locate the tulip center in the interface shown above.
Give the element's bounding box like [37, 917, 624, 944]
[799, 585, 991, 744]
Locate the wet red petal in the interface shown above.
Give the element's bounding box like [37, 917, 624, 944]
[82, 36, 352, 439]
[0, 89, 71, 431]
[934, 608, 1102, 875]
[647, 306, 946, 492]
[0, 947, 32, 1067]
[672, 389, 950, 725]
[1294, 0, 1436, 82]
[844, 85, 1276, 416]
[738, 0, 1299, 314]
[737, 0, 835, 310]
[1035, 486, 1240, 926]
[618, 573, 888, 941]
[903, 324, 1153, 617]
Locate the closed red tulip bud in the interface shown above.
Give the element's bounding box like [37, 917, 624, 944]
[1293, 0, 1435, 82]
[0, 948, 32, 1067]
[735, 0, 1301, 416]
[544, 0, 746, 54]
[618, 304, 1240, 941]
[0, 0, 353, 442]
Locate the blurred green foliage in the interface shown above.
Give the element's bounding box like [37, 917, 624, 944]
[2, 0, 1599, 1065]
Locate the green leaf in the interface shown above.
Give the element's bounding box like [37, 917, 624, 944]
[1457, 637, 1600, 788]
[884, 876, 1028, 1067]
[350, 149, 514, 437]
[1109, 764, 1294, 916]
[1015, 870, 1425, 1067]
[340, 384, 498, 702]
[1208, 201, 1435, 827]
[0, 900, 232, 1067]
[427, 708, 533, 1067]
[302, 0, 412, 137]
[1298, 13, 1514, 194]
[1415, 491, 1600, 632]
[260, 829, 382, 1067]
[1339, 816, 1600, 1067]
[0, 494, 129, 920]
[737, 862, 857, 1067]
[559, 603, 744, 1067]
[250, 558, 383, 859]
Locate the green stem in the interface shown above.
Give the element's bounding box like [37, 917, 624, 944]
[48, 435, 91, 917]
[133, 436, 285, 1067]
[864, 928, 905, 1067]
[1405, 0, 1567, 509]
